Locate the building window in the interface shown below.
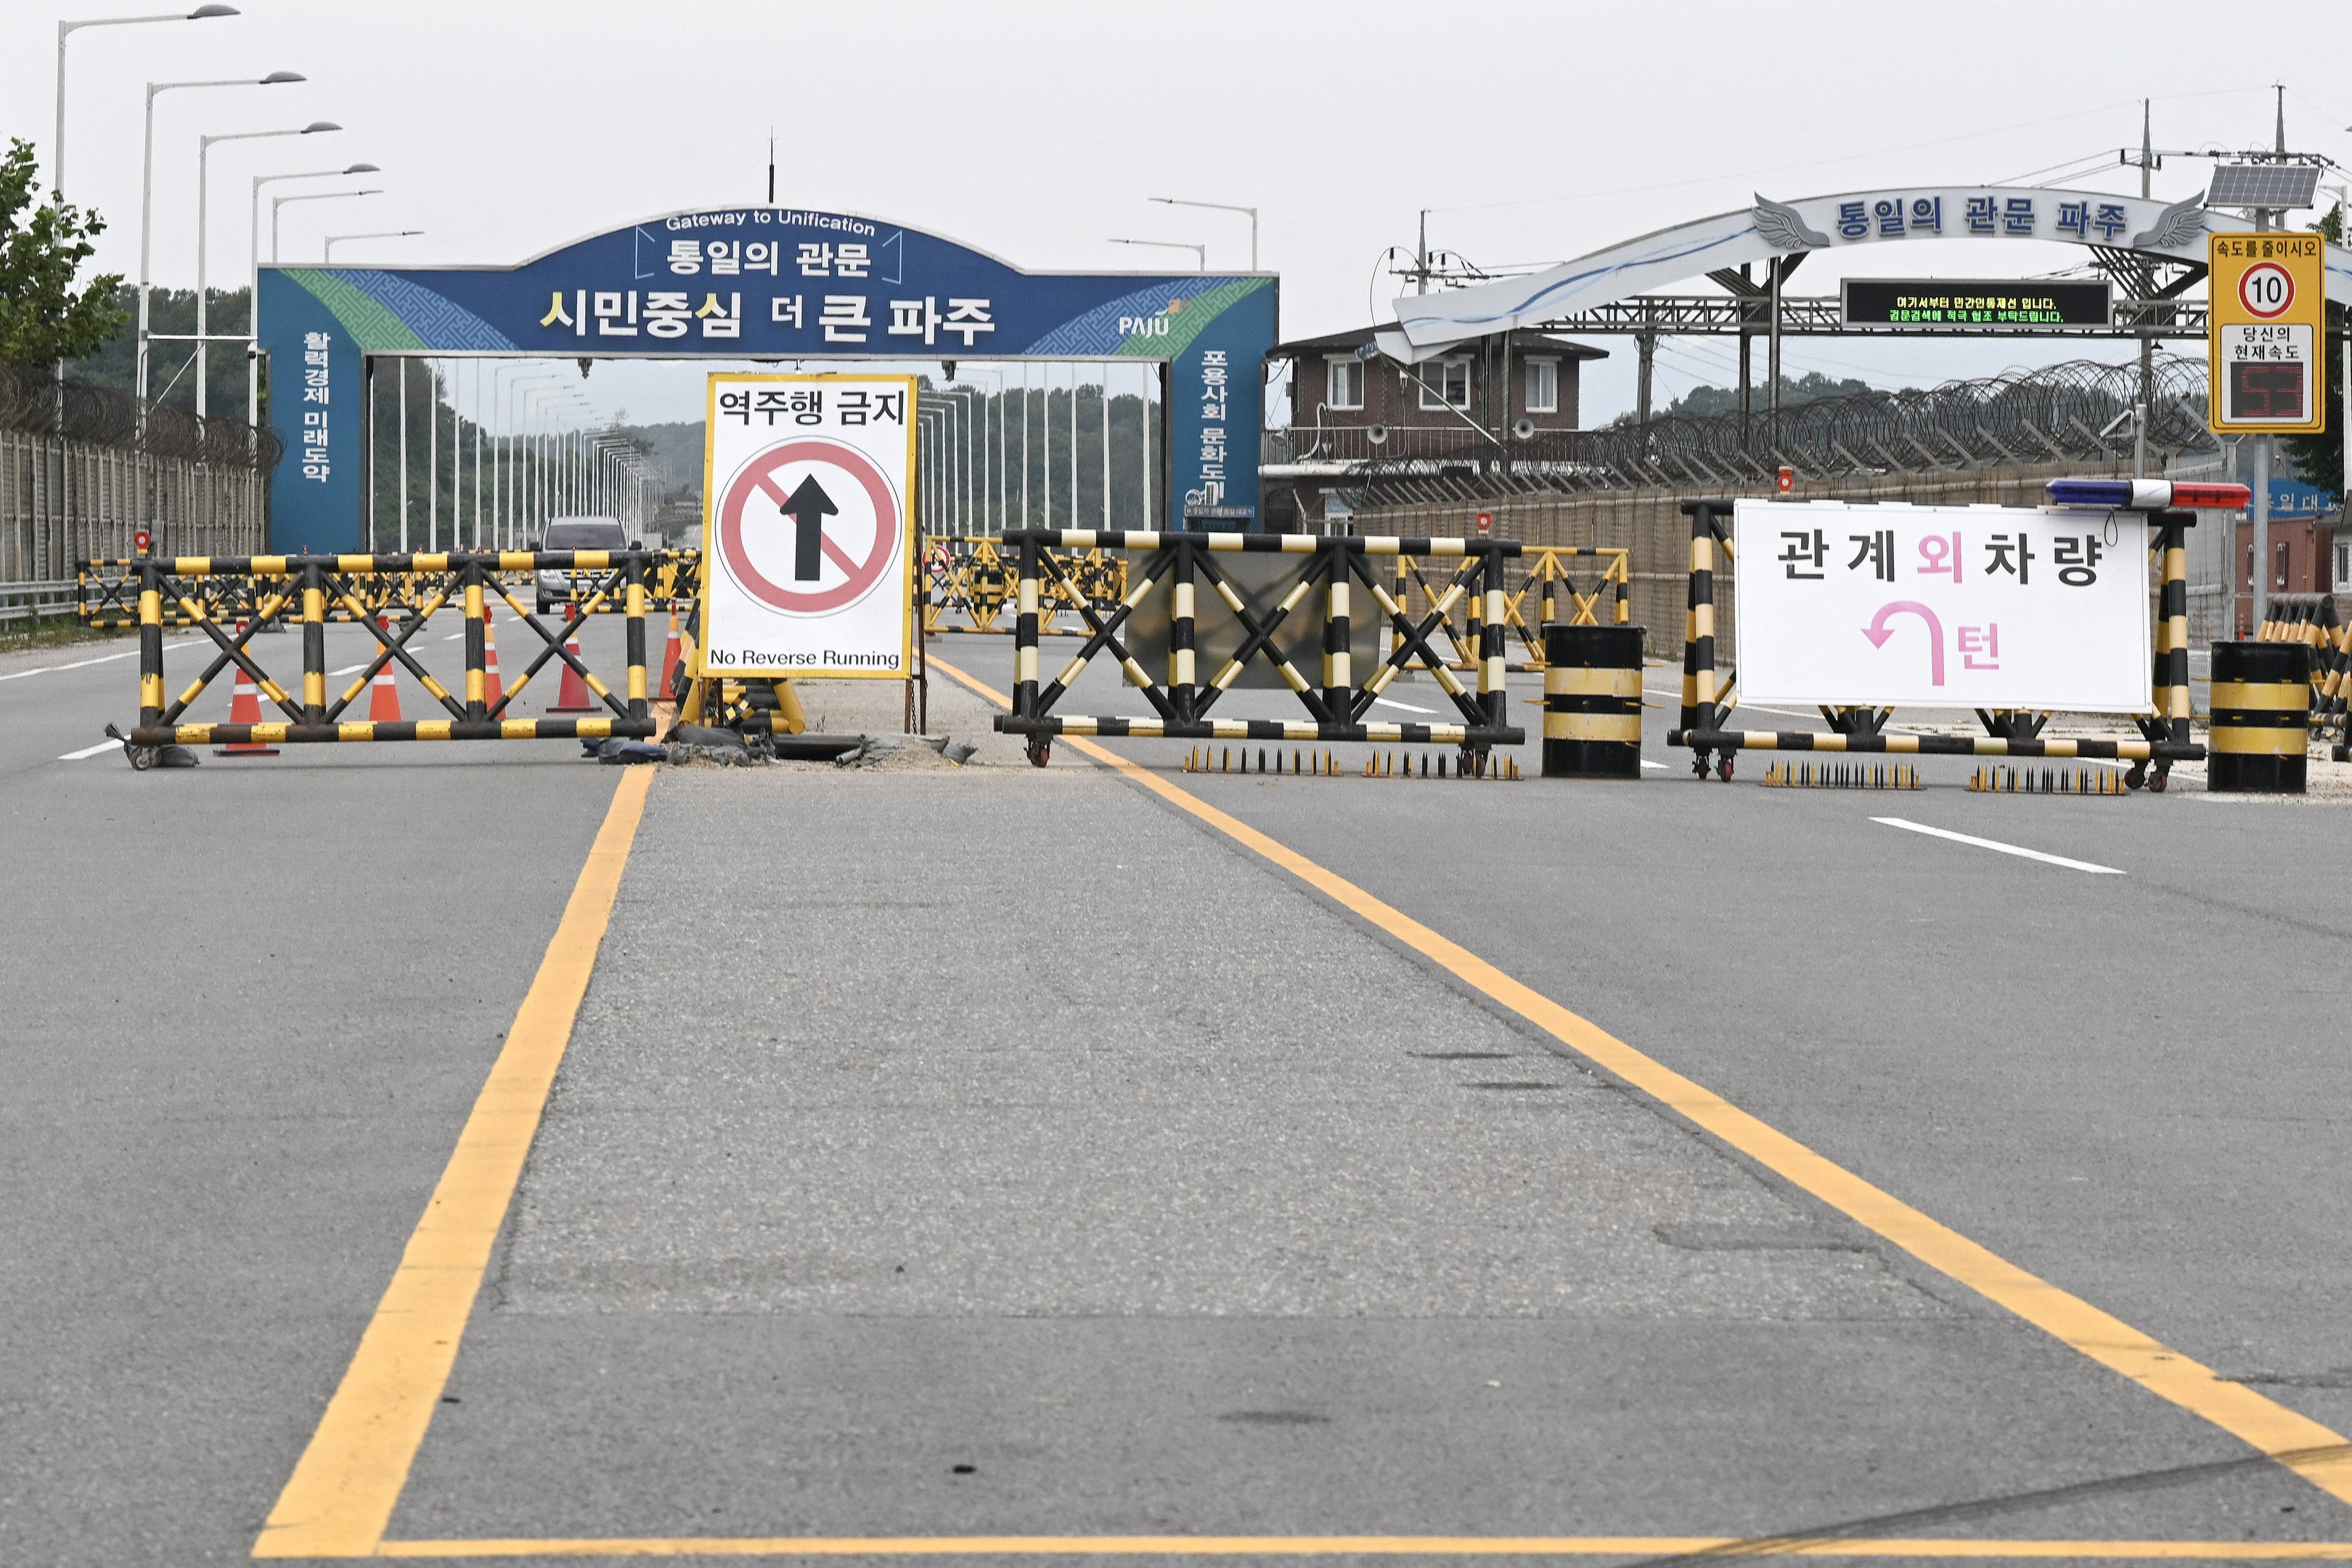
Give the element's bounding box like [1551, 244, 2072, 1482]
[1325, 356, 1364, 412]
[2336, 539, 2348, 588]
[1417, 357, 1470, 411]
[1524, 357, 1559, 414]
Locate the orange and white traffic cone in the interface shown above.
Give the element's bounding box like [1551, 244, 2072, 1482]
[215, 618, 279, 757]
[367, 614, 404, 722]
[481, 603, 505, 711]
[658, 603, 682, 699]
[549, 628, 598, 713]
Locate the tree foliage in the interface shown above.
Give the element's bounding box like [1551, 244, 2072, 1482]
[0, 138, 128, 367]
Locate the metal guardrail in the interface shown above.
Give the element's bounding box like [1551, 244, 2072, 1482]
[115, 550, 667, 756]
[1, 579, 79, 626]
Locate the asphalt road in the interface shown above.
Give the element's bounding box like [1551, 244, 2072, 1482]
[3, 620, 2349, 1564]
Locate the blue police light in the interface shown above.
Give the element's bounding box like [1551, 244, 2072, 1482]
[2046, 478, 2250, 510]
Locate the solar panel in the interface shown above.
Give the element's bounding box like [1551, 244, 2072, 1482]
[2207, 163, 2322, 211]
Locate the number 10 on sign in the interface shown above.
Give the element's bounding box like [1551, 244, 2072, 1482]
[2208, 232, 2327, 435]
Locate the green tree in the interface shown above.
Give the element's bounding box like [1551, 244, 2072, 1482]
[0, 137, 127, 367]
[2279, 203, 2343, 494]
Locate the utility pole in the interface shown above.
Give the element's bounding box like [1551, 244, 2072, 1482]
[2123, 99, 2158, 478]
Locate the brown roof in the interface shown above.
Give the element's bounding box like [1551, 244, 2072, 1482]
[1273, 324, 1607, 361]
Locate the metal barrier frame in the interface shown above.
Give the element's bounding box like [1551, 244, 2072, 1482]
[1665, 498, 2205, 788]
[993, 528, 1524, 767]
[125, 550, 656, 748]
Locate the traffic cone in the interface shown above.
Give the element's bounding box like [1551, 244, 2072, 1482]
[215, 618, 279, 757]
[658, 604, 682, 699]
[367, 614, 403, 722]
[481, 603, 505, 711]
[549, 628, 598, 713]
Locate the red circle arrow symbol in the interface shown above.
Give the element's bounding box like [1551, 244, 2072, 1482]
[714, 439, 901, 616]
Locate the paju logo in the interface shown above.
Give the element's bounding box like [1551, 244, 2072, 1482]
[1117, 299, 1183, 338]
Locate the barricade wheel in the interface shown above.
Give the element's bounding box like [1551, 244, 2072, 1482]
[2147, 766, 2168, 794]
[1691, 753, 1710, 778]
[1716, 756, 1734, 782]
[1026, 737, 1052, 769]
[2124, 762, 2147, 791]
[126, 744, 158, 772]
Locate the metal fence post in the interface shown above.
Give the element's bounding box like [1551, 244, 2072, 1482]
[137, 553, 163, 730]
[2157, 508, 2192, 746]
[1171, 533, 1198, 726]
[463, 558, 486, 722]
[1679, 499, 1724, 737]
[1320, 537, 1351, 719]
[1479, 544, 1508, 732]
[300, 558, 327, 725]
[1013, 531, 1040, 719]
[624, 550, 648, 723]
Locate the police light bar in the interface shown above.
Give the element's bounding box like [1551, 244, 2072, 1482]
[2045, 478, 2251, 510]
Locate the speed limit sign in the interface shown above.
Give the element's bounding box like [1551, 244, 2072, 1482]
[2237, 262, 2294, 319]
[2208, 233, 2325, 434]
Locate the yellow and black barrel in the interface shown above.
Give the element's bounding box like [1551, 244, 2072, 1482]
[1543, 624, 1643, 777]
[2208, 640, 2309, 793]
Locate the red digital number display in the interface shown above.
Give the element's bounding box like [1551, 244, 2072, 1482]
[2229, 361, 2304, 421]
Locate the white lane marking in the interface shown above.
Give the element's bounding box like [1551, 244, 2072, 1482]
[57, 739, 120, 761]
[1641, 759, 1668, 769]
[1373, 695, 1437, 714]
[0, 666, 57, 682]
[329, 663, 369, 677]
[444, 632, 465, 642]
[1871, 817, 2125, 875]
[2, 638, 221, 684]
[1638, 686, 1826, 722]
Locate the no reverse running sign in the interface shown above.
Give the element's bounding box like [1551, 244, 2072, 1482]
[699, 373, 917, 679]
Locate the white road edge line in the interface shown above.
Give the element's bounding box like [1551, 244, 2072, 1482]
[57, 739, 120, 761]
[1871, 816, 2126, 875]
[1371, 695, 1437, 714]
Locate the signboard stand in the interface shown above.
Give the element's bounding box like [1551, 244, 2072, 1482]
[1667, 497, 2203, 789]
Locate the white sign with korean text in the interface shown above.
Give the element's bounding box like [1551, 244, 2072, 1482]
[700, 373, 915, 680]
[1733, 499, 2150, 712]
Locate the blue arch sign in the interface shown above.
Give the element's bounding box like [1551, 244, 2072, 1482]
[256, 207, 1277, 554]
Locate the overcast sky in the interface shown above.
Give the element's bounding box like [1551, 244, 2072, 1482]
[12, 0, 2352, 425]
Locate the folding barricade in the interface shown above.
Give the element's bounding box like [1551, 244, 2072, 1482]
[1664, 497, 2205, 791]
[121, 550, 661, 759]
[992, 528, 1524, 769]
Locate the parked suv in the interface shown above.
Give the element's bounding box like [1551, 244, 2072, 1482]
[536, 516, 631, 616]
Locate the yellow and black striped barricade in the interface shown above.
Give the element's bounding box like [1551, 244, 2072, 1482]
[121, 550, 659, 756]
[995, 528, 1522, 768]
[1500, 547, 1633, 669]
[2208, 640, 2309, 793]
[1667, 500, 2205, 791]
[1542, 624, 1643, 777]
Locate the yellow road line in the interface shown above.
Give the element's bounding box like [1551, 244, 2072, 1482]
[926, 654, 2352, 1508]
[375, 1537, 2352, 1561]
[252, 767, 656, 1560]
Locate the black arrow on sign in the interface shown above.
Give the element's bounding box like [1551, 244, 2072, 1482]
[779, 474, 839, 581]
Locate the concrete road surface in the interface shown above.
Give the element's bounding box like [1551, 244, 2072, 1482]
[3, 624, 2349, 1566]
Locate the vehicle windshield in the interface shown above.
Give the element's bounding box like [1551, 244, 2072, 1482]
[541, 520, 628, 550]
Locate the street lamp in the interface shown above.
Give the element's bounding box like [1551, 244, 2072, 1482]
[1108, 237, 1206, 272]
[271, 186, 380, 261]
[323, 229, 420, 260]
[1150, 196, 1257, 269]
[53, 4, 239, 200]
[138, 70, 305, 408]
[245, 163, 375, 425]
[192, 120, 338, 417]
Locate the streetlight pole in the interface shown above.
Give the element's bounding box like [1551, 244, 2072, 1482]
[323, 229, 420, 261]
[247, 163, 375, 425]
[195, 121, 337, 418]
[138, 71, 305, 411]
[54, 5, 240, 200]
[272, 187, 381, 261]
[1149, 196, 1257, 269]
[1108, 237, 1206, 272]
